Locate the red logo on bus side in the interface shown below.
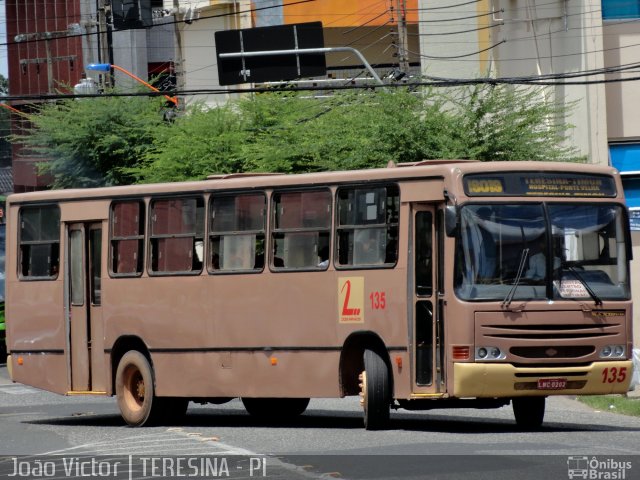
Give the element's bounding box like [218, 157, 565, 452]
[338, 277, 364, 323]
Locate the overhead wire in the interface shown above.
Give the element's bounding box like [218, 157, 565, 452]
[3, 1, 640, 104]
[0, 0, 318, 49]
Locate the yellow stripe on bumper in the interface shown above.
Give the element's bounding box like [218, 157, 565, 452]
[453, 361, 633, 398]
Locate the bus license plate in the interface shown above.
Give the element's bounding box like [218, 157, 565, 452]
[537, 378, 567, 390]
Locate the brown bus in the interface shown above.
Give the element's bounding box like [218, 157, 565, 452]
[4, 161, 633, 429]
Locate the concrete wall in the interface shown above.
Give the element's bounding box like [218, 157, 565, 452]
[603, 21, 640, 141]
[176, 1, 252, 106]
[419, 0, 609, 165]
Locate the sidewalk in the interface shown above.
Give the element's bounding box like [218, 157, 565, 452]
[0, 365, 12, 385]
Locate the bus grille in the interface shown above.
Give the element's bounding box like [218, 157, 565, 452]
[482, 323, 619, 340]
[510, 346, 595, 359]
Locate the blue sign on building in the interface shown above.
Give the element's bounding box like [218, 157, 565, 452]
[610, 144, 640, 230]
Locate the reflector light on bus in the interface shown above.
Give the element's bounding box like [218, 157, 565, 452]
[452, 346, 470, 360]
[17, 356, 23, 366]
[270, 357, 278, 366]
[395, 356, 403, 369]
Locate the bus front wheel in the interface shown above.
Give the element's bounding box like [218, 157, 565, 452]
[512, 396, 546, 430]
[360, 349, 391, 430]
[115, 351, 161, 427]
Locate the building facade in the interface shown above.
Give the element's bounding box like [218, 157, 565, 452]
[4, 0, 174, 192]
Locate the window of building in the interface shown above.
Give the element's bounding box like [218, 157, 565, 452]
[272, 190, 332, 270]
[336, 185, 399, 268]
[602, 0, 640, 19]
[110, 200, 145, 276]
[19, 205, 60, 279]
[150, 196, 204, 274]
[210, 193, 266, 272]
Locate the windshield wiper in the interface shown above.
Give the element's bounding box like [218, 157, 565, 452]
[565, 266, 603, 307]
[502, 248, 529, 309]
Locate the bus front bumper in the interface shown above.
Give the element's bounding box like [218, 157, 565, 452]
[453, 361, 633, 398]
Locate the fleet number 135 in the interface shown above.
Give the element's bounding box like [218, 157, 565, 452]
[602, 367, 627, 384]
[369, 291, 386, 310]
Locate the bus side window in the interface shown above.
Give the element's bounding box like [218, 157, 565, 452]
[271, 190, 332, 270]
[110, 201, 145, 276]
[336, 185, 399, 268]
[19, 205, 61, 279]
[150, 197, 204, 274]
[210, 193, 266, 273]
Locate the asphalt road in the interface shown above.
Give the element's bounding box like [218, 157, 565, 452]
[1, 365, 639, 479]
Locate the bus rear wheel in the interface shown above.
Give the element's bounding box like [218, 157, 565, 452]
[360, 349, 391, 430]
[512, 396, 546, 430]
[241, 397, 310, 418]
[116, 351, 162, 426]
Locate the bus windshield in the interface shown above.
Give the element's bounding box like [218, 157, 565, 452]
[454, 203, 630, 302]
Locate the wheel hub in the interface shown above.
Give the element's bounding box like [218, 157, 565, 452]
[359, 371, 367, 408]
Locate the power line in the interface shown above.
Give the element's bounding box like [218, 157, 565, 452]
[406, 0, 483, 11]
[409, 40, 505, 60]
[417, 9, 500, 23]
[5, 65, 640, 107]
[409, 21, 503, 37]
[0, 0, 318, 49]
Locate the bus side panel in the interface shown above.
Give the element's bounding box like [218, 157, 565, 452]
[7, 280, 68, 394]
[152, 351, 342, 398]
[103, 267, 411, 399]
[10, 354, 68, 395]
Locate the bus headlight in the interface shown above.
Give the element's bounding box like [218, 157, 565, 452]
[600, 345, 625, 358]
[475, 346, 505, 361]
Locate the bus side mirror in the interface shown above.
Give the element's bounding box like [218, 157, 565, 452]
[445, 206, 458, 237]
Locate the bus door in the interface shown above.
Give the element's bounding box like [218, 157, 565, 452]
[67, 223, 104, 392]
[412, 205, 445, 394]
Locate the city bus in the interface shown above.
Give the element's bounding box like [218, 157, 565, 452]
[0, 194, 6, 358]
[4, 161, 633, 429]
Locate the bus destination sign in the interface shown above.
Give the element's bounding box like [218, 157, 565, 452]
[463, 172, 617, 197]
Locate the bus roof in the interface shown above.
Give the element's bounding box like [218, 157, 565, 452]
[6, 160, 620, 205]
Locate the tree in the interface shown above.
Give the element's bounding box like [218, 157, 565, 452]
[15, 83, 583, 188]
[135, 85, 580, 183]
[15, 92, 166, 188]
[447, 84, 582, 162]
[0, 74, 8, 96]
[126, 103, 248, 184]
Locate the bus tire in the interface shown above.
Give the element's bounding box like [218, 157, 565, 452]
[115, 351, 161, 427]
[512, 396, 545, 430]
[361, 348, 391, 430]
[241, 397, 310, 418]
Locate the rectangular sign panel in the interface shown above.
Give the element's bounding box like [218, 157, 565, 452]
[463, 172, 617, 197]
[629, 209, 640, 231]
[215, 22, 326, 85]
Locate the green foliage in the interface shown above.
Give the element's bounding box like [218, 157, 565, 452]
[579, 395, 640, 417]
[15, 83, 583, 188]
[126, 103, 248, 183]
[447, 84, 582, 162]
[15, 92, 166, 188]
[0, 74, 8, 95]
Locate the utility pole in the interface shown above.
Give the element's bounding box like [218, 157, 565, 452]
[395, 0, 410, 74]
[172, 0, 185, 104]
[97, 0, 113, 87]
